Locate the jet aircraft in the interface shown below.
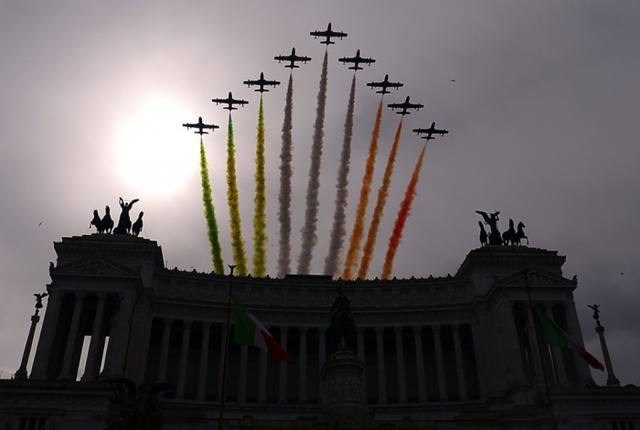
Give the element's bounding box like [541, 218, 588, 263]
[310, 22, 347, 45]
[243, 72, 281, 93]
[387, 96, 424, 116]
[366, 74, 403, 94]
[413, 122, 449, 140]
[338, 49, 375, 70]
[274, 48, 311, 69]
[182, 117, 219, 135]
[212, 92, 248, 111]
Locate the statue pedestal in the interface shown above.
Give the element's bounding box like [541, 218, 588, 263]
[320, 350, 370, 429]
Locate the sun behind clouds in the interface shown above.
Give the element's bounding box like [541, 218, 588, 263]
[115, 97, 197, 197]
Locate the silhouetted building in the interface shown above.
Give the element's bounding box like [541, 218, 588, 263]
[1, 234, 639, 429]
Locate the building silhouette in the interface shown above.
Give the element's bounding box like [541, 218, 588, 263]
[1, 233, 639, 429]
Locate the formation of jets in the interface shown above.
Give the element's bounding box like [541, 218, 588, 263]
[184, 24, 450, 142]
[413, 122, 449, 141]
[367, 74, 403, 94]
[274, 48, 311, 69]
[310, 22, 347, 45]
[338, 49, 375, 71]
[243, 72, 281, 93]
[182, 117, 219, 135]
[212, 92, 248, 111]
[387, 96, 424, 116]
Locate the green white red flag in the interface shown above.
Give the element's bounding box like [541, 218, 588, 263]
[233, 297, 292, 362]
[534, 305, 604, 371]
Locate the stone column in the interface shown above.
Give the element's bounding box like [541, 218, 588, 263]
[197, 322, 211, 400]
[452, 324, 468, 400]
[544, 304, 568, 386]
[563, 301, 592, 385]
[356, 327, 366, 399]
[15, 303, 43, 380]
[394, 326, 407, 403]
[58, 292, 85, 380]
[157, 318, 173, 383]
[176, 320, 192, 399]
[81, 293, 107, 381]
[135, 316, 154, 383]
[238, 345, 248, 402]
[413, 326, 427, 402]
[298, 327, 308, 404]
[433, 325, 447, 401]
[105, 294, 135, 378]
[470, 320, 488, 397]
[278, 326, 289, 403]
[375, 327, 387, 404]
[319, 327, 327, 401]
[258, 347, 267, 403]
[30, 290, 62, 380]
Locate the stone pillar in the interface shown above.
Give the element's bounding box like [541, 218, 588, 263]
[375, 327, 387, 404]
[217, 322, 229, 401]
[278, 326, 289, 403]
[156, 318, 173, 383]
[470, 320, 489, 397]
[319, 327, 327, 401]
[452, 324, 468, 400]
[136, 316, 154, 383]
[563, 301, 592, 385]
[544, 304, 568, 386]
[82, 293, 107, 381]
[320, 350, 369, 429]
[394, 326, 407, 403]
[197, 322, 211, 400]
[433, 325, 447, 401]
[104, 294, 135, 378]
[176, 320, 192, 399]
[238, 345, 248, 402]
[413, 326, 427, 402]
[15, 305, 43, 380]
[595, 324, 620, 386]
[298, 327, 308, 404]
[30, 290, 62, 380]
[356, 327, 366, 399]
[58, 292, 85, 380]
[258, 347, 267, 403]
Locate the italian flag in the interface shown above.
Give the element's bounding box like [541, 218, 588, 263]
[233, 297, 292, 362]
[534, 305, 604, 371]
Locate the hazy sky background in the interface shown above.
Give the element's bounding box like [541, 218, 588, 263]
[1, 1, 638, 386]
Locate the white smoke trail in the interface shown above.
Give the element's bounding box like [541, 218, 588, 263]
[297, 50, 329, 274]
[323, 74, 356, 276]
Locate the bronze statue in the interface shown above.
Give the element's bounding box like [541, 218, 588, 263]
[328, 287, 356, 351]
[113, 198, 139, 235]
[34, 292, 48, 309]
[476, 210, 502, 245]
[106, 378, 174, 430]
[132, 211, 144, 236]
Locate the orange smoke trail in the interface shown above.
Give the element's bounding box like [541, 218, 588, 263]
[342, 99, 383, 279]
[199, 137, 224, 274]
[358, 118, 404, 279]
[381, 144, 427, 280]
[253, 96, 267, 277]
[226, 113, 248, 276]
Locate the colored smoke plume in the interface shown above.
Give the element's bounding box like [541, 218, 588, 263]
[226, 113, 248, 276]
[324, 74, 356, 276]
[277, 73, 294, 278]
[342, 99, 383, 279]
[199, 137, 224, 274]
[358, 118, 404, 279]
[252, 97, 267, 277]
[381, 144, 426, 279]
[298, 50, 329, 274]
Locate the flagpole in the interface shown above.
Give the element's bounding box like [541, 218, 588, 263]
[524, 270, 558, 430]
[218, 264, 236, 430]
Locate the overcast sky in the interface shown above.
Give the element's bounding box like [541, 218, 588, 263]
[1, 1, 638, 386]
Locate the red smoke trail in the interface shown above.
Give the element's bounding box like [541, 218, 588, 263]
[298, 50, 329, 274]
[381, 144, 427, 280]
[358, 118, 404, 279]
[253, 96, 267, 277]
[324, 74, 356, 276]
[199, 137, 225, 274]
[277, 73, 294, 278]
[226, 113, 248, 276]
[342, 99, 383, 279]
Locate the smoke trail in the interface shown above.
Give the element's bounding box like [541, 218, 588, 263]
[324, 74, 356, 276]
[381, 144, 427, 279]
[277, 73, 294, 278]
[253, 96, 267, 277]
[298, 50, 329, 274]
[226, 113, 248, 276]
[199, 137, 225, 275]
[342, 99, 383, 279]
[358, 118, 404, 279]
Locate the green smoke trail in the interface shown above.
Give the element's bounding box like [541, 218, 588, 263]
[199, 137, 224, 274]
[253, 97, 267, 277]
[226, 113, 248, 276]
